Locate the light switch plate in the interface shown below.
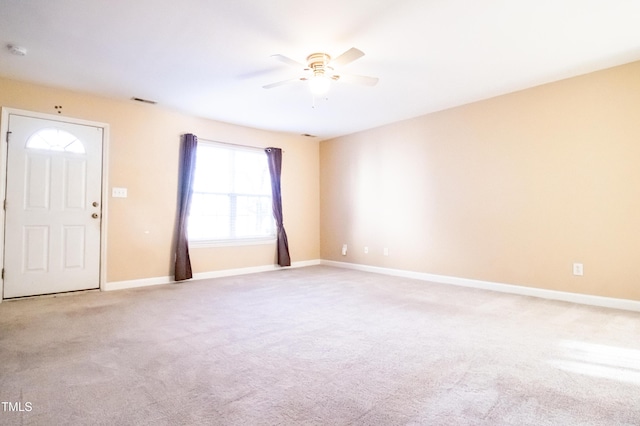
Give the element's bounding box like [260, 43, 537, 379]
[112, 187, 128, 198]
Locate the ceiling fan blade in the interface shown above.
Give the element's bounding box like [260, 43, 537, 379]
[262, 78, 303, 89]
[331, 47, 365, 67]
[271, 54, 304, 68]
[339, 73, 379, 87]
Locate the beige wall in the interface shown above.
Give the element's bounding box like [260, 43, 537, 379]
[4, 60, 640, 301]
[0, 77, 320, 283]
[320, 61, 640, 301]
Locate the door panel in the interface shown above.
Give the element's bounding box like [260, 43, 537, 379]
[26, 155, 52, 209]
[3, 114, 103, 298]
[24, 226, 49, 272]
[63, 225, 86, 269]
[64, 158, 88, 209]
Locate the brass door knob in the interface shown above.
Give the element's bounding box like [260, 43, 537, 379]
[92, 213, 99, 219]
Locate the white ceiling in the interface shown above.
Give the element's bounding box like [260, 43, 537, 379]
[1, 0, 640, 140]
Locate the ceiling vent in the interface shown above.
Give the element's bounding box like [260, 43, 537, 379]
[131, 97, 157, 104]
[7, 44, 27, 56]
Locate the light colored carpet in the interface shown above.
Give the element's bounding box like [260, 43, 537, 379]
[1, 265, 639, 425]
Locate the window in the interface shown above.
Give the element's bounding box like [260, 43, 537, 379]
[188, 141, 275, 244]
[26, 128, 85, 153]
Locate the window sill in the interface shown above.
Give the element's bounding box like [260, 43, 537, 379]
[189, 237, 276, 248]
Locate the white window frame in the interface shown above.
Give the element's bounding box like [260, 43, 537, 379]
[188, 140, 276, 247]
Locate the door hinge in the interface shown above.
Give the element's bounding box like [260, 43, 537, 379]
[1, 269, 4, 280]
[5, 131, 11, 143]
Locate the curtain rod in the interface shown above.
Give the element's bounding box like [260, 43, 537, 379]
[197, 137, 284, 153]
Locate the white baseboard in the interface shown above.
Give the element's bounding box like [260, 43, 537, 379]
[192, 259, 320, 280]
[103, 259, 321, 292]
[103, 275, 173, 292]
[103, 258, 640, 313]
[320, 260, 640, 313]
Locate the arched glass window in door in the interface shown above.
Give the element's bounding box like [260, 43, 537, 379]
[26, 128, 85, 154]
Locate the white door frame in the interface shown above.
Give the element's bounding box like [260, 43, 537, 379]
[0, 107, 110, 302]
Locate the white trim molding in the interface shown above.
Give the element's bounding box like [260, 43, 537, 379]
[103, 259, 321, 291]
[320, 260, 640, 313]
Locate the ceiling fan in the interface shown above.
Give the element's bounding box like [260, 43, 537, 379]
[262, 47, 379, 96]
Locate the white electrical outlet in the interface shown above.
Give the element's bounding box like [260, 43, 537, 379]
[364, 246, 369, 254]
[384, 247, 389, 256]
[573, 263, 584, 276]
[341, 244, 347, 256]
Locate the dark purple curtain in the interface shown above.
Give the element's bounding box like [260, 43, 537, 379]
[174, 134, 198, 281]
[265, 147, 291, 267]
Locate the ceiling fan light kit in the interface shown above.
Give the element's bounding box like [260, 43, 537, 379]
[306, 52, 333, 96]
[308, 74, 331, 96]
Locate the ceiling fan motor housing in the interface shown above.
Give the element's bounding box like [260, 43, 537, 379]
[306, 52, 332, 77]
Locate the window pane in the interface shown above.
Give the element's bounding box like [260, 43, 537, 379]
[65, 140, 85, 153]
[27, 135, 50, 150]
[188, 193, 231, 240]
[235, 195, 274, 238]
[193, 145, 232, 193]
[188, 141, 275, 243]
[26, 128, 86, 154]
[234, 150, 271, 194]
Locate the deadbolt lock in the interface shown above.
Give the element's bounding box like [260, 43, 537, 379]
[92, 202, 99, 207]
[92, 213, 99, 219]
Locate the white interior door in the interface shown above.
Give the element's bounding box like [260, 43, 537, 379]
[3, 114, 103, 298]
